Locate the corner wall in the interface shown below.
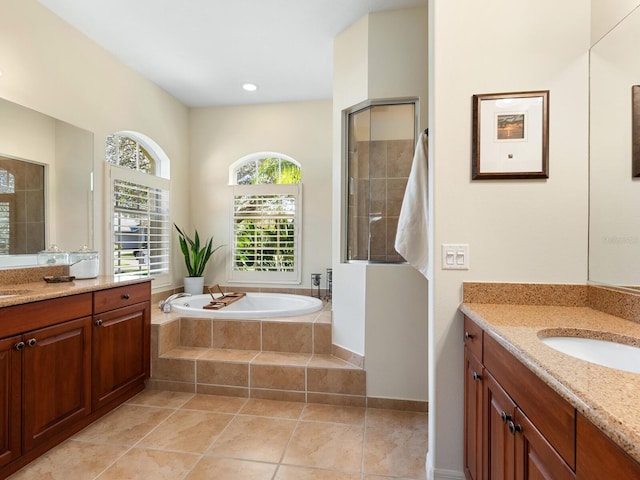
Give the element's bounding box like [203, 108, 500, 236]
[188, 100, 333, 288]
[0, 0, 190, 291]
[428, 1, 590, 477]
[332, 7, 429, 401]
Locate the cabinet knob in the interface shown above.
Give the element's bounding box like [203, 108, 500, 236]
[500, 411, 513, 424]
[472, 372, 482, 381]
[14, 341, 25, 351]
[122, 293, 130, 300]
[95, 319, 103, 326]
[464, 332, 474, 340]
[508, 420, 522, 434]
[26, 338, 36, 347]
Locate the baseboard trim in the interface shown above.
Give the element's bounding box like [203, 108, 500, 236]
[367, 396, 427, 412]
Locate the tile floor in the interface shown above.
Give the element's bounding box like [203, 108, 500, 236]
[9, 390, 428, 480]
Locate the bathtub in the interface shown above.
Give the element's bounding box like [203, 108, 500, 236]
[170, 292, 323, 319]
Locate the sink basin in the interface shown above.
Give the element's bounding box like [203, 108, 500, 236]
[540, 335, 640, 374]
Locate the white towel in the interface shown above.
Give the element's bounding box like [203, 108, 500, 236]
[394, 131, 429, 279]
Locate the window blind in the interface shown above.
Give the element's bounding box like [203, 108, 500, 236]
[230, 184, 301, 283]
[109, 165, 170, 283]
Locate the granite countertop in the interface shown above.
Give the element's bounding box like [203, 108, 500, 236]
[460, 302, 640, 463]
[0, 275, 151, 309]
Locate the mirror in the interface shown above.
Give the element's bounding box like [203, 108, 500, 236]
[0, 97, 93, 267]
[589, 4, 640, 289]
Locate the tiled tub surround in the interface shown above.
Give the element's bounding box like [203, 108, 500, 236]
[461, 282, 640, 464]
[150, 304, 371, 406]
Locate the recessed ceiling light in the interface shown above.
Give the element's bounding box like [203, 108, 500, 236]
[242, 83, 258, 92]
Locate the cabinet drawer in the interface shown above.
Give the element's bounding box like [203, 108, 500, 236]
[0, 294, 92, 338]
[93, 282, 150, 314]
[463, 316, 483, 360]
[484, 334, 575, 469]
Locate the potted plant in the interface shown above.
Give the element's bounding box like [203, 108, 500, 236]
[174, 224, 223, 295]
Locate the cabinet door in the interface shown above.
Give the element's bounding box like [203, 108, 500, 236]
[576, 413, 640, 479]
[0, 335, 21, 468]
[484, 371, 516, 480]
[22, 317, 92, 452]
[464, 347, 483, 480]
[514, 408, 574, 480]
[92, 302, 150, 410]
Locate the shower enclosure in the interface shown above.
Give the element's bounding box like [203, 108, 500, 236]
[345, 99, 418, 263]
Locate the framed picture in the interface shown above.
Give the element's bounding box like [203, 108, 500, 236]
[472, 90, 549, 179]
[632, 86, 640, 177]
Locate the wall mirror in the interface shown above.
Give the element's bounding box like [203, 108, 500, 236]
[589, 4, 640, 289]
[0, 97, 93, 267]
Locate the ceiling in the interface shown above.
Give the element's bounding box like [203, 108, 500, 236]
[38, 0, 426, 107]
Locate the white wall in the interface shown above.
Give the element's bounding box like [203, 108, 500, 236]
[188, 100, 332, 288]
[332, 7, 429, 401]
[591, 0, 639, 44]
[428, 1, 590, 478]
[332, 15, 370, 354]
[0, 0, 190, 290]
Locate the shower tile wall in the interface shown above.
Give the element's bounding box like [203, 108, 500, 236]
[0, 157, 45, 255]
[350, 139, 413, 262]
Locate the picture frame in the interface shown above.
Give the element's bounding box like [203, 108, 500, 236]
[472, 90, 549, 180]
[632, 85, 640, 177]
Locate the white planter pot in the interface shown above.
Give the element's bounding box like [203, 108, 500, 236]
[183, 276, 204, 295]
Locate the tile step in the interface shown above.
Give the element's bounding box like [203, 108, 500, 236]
[151, 349, 366, 401]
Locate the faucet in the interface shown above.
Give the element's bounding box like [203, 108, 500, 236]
[159, 292, 192, 313]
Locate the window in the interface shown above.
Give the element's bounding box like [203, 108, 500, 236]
[344, 99, 417, 263]
[229, 153, 301, 284]
[106, 133, 170, 286]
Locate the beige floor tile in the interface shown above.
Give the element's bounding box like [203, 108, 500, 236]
[301, 403, 366, 425]
[185, 457, 277, 480]
[252, 351, 310, 366]
[95, 447, 199, 480]
[307, 354, 357, 369]
[9, 440, 127, 480]
[207, 415, 296, 463]
[275, 465, 360, 480]
[161, 346, 208, 359]
[198, 348, 259, 362]
[126, 389, 194, 408]
[239, 398, 304, 419]
[282, 421, 364, 472]
[262, 321, 312, 353]
[137, 410, 233, 453]
[197, 359, 249, 386]
[250, 364, 305, 390]
[365, 409, 428, 432]
[363, 427, 428, 479]
[181, 393, 248, 413]
[72, 405, 174, 446]
[363, 476, 417, 480]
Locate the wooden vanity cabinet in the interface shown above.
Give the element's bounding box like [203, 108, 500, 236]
[576, 413, 640, 479]
[0, 281, 151, 478]
[0, 335, 21, 469]
[21, 316, 92, 452]
[464, 315, 576, 480]
[0, 294, 92, 470]
[463, 316, 484, 480]
[92, 282, 150, 411]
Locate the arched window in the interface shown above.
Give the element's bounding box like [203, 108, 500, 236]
[229, 152, 302, 284]
[106, 132, 170, 285]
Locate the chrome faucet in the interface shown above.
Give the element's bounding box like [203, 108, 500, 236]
[159, 292, 192, 313]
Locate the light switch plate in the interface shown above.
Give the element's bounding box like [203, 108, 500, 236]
[441, 244, 469, 270]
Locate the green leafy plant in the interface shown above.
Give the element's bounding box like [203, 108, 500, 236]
[174, 224, 223, 277]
